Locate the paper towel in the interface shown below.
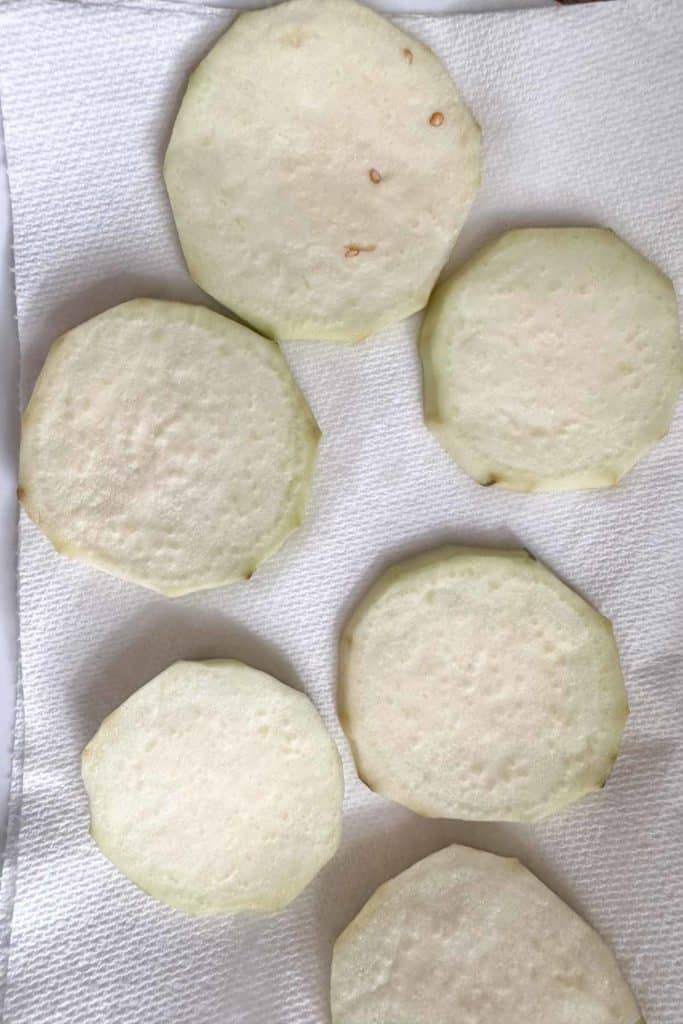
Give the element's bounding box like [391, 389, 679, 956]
[0, 1, 681, 1021]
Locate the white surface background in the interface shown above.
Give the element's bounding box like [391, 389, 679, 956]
[5, 2, 683, 1024]
[0, 0, 558, 857]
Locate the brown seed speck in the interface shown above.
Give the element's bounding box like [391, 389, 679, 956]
[402, 48, 414, 64]
[430, 111, 445, 127]
[17, 486, 25, 501]
[344, 244, 376, 259]
[369, 168, 382, 184]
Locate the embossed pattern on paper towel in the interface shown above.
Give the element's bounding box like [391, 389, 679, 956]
[0, 2, 681, 1023]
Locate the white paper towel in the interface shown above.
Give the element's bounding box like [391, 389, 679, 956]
[0, 1, 682, 1021]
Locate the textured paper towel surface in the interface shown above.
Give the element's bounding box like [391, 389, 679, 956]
[0, 1, 682, 1022]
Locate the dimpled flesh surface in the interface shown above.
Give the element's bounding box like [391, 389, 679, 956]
[163, 0, 480, 341]
[82, 661, 343, 915]
[421, 228, 682, 490]
[19, 300, 318, 595]
[331, 844, 641, 1024]
[340, 548, 628, 822]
